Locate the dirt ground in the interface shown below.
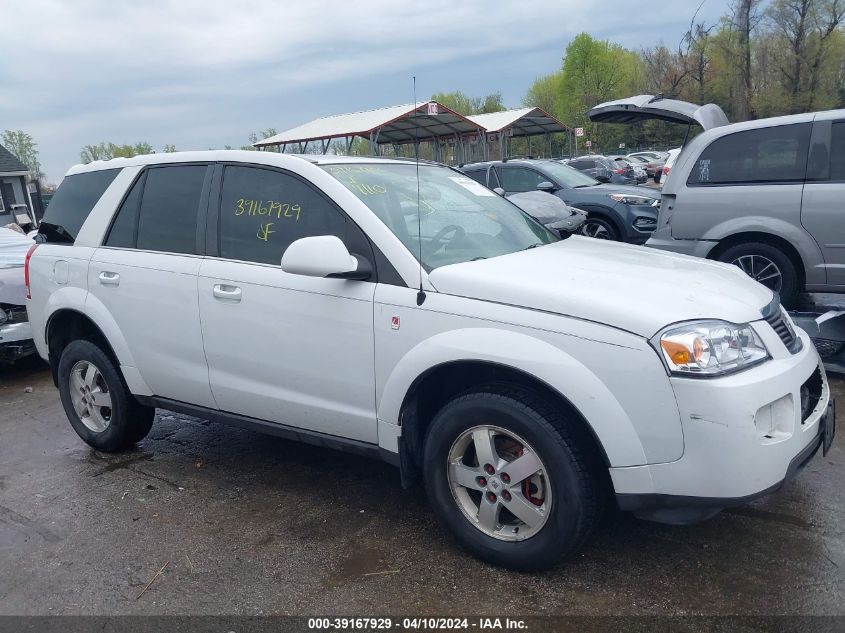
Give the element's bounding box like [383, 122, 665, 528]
[0, 355, 843, 620]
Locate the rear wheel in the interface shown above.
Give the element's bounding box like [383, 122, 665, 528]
[579, 216, 619, 241]
[57, 340, 154, 452]
[423, 385, 605, 570]
[716, 242, 800, 308]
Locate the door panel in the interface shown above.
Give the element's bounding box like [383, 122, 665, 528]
[88, 250, 215, 407]
[802, 120, 845, 285]
[198, 258, 378, 442]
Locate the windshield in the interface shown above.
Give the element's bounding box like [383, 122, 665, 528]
[322, 163, 557, 270]
[537, 161, 599, 188]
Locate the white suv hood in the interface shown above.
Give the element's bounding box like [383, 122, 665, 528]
[428, 237, 773, 337]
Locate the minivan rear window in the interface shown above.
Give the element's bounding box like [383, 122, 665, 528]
[37, 169, 120, 243]
[687, 123, 811, 186]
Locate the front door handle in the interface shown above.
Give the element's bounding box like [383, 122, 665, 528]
[98, 271, 120, 286]
[213, 284, 242, 302]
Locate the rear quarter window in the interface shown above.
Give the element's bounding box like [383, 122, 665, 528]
[37, 169, 121, 243]
[687, 123, 811, 186]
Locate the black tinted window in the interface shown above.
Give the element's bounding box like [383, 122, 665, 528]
[38, 169, 120, 243]
[464, 170, 487, 186]
[105, 174, 143, 248]
[830, 122, 845, 181]
[497, 167, 547, 192]
[137, 165, 207, 254]
[219, 166, 345, 265]
[688, 123, 811, 185]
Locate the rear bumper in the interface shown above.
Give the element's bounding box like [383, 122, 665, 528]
[616, 398, 833, 524]
[645, 228, 716, 258]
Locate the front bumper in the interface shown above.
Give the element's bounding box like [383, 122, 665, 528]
[0, 321, 35, 361]
[611, 328, 833, 524]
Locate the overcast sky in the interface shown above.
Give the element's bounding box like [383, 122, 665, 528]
[1, 0, 730, 183]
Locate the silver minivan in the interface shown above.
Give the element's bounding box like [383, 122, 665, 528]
[590, 95, 845, 308]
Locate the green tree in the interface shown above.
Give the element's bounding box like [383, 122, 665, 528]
[2, 130, 44, 182]
[241, 128, 279, 151]
[79, 142, 157, 163]
[430, 91, 506, 115]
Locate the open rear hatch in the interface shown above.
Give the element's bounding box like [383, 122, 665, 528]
[588, 95, 729, 130]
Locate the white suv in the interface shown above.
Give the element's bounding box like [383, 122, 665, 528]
[27, 151, 834, 570]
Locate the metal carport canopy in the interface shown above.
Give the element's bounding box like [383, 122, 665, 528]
[467, 107, 572, 136]
[253, 101, 486, 148]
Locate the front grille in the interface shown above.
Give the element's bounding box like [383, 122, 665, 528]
[762, 299, 802, 354]
[799, 366, 824, 424]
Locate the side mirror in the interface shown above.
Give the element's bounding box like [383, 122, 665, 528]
[281, 236, 370, 280]
[596, 175, 610, 183]
[493, 187, 506, 196]
[536, 181, 557, 193]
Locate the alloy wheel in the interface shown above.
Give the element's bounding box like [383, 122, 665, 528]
[580, 221, 611, 240]
[446, 425, 551, 541]
[731, 254, 783, 293]
[69, 360, 113, 433]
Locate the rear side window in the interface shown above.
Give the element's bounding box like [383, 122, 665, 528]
[464, 170, 487, 186]
[830, 122, 845, 181]
[136, 165, 207, 254]
[218, 165, 346, 265]
[37, 169, 120, 243]
[688, 123, 811, 186]
[497, 167, 548, 193]
[105, 174, 143, 248]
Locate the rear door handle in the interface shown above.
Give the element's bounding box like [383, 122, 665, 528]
[213, 284, 242, 302]
[98, 271, 120, 286]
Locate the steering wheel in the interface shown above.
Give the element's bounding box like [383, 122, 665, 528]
[429, 224, 466, 251]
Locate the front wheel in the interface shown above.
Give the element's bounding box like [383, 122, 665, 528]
[423, 385, 605, 570]
[579, 216, 619, 241]
[716, 242, 800, 308]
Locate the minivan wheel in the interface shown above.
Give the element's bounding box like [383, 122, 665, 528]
[58, 340, 154, 452]
[580, 217, 618, 241]
[717, 242, 799, 308]
[423, 385, 605, 571]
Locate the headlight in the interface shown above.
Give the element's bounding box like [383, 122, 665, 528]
[654, 320, 769, 377]
[609, 193, 658, 206]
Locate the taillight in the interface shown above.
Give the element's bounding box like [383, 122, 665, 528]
[663, 166, 670, 175]
[613, 168, 626, 174]
[24, 244, 38, 299]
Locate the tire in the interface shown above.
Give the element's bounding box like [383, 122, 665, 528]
[579, 216, 619, 241]
[57, 339, 155, 452]
[716, 242, 800, 308]
[423, 385, 606, 571]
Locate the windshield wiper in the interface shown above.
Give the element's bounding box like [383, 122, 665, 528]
[521, 243, 544, 251]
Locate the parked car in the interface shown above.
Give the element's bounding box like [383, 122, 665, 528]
[609, 156, 648, 183]
[628, 151, 668, 181]
[0, 227, 35, 362]
[562, 155, 635, 185]
[626, 154, 660, 180]
[28, 151, 834, 570]
[507, 190, 587, 237]
[461, 159, 659, 243]
[589, 94, 845, 308]
[657, 148, 682, 184]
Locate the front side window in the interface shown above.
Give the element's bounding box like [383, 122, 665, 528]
[322, 162, 556, 270]
[38, 168, 120, 243]
[687, 123, 811, 186]
[136, 165, 207, 254]
[219, 165, 346, 265]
